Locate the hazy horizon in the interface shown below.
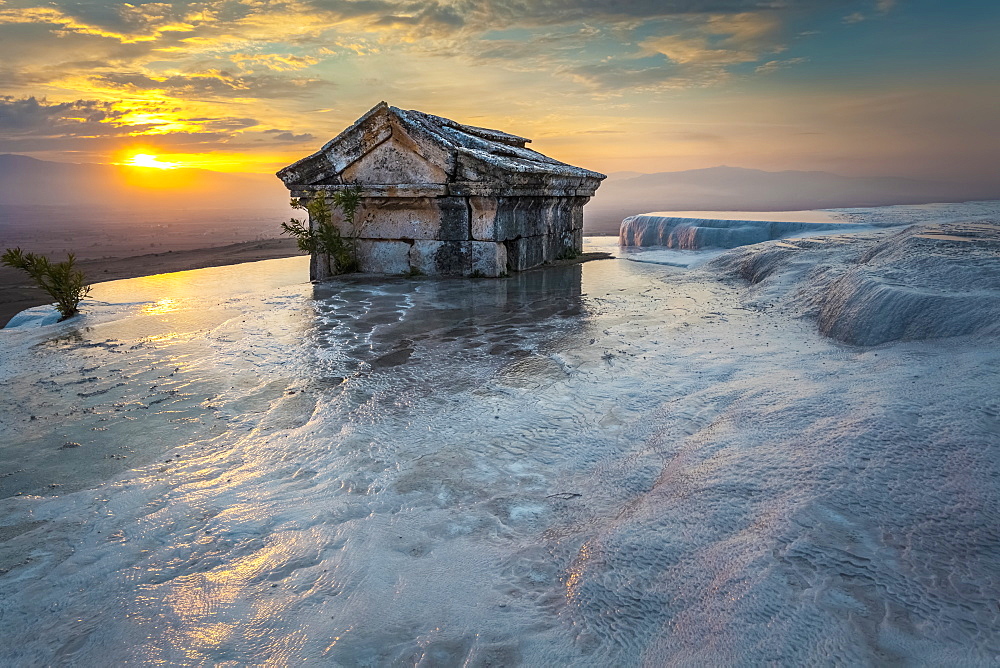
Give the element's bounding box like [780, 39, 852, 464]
[4, 153, 998, 241]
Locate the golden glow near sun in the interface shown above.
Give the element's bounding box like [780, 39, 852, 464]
[128, 153, 179, 169]
[112, 146, 293, 173]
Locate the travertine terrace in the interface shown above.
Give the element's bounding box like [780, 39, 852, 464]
[277, 102, 605, 278]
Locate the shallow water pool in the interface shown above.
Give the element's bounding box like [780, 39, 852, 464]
[1, 238, 997, 665]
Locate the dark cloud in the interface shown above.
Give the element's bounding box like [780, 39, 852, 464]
[34, 0, 244, 35]
[0, 96, 262, 155]
[0, 17, 203, 90]
[264, 129, 316, 141]
[91, 71, 331, 99]
[0, 0, 820, 54]
[0, 96, 127, 135]
[0, 95, 232, 153]
[0, 0, 853, 54]
[0, 131, 236, 154]
[0, 68, 60, 89]
[307, 0, 430, 19]
[186, 116, 260, 130]
[459, 0, 763, 24]
[0, 0, 840, 100]
[49, 0, 137, 31]
[13, 0, 848, 38]
[371, 2, 465, 27]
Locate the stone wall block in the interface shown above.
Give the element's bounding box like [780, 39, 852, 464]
[357, 240, 412, 274]
[512, 198, 550, 238]
[570, 200, 586, 230]
[504, 235, 547, 272]
[470, 241, 507, 277]
[346, 197, 469, 240]
[437, 196, 472, 241]
[408, 240, 442, 275]
[410, 240, 507, 276]
[544, 229, 578, 261]
[470, 196, 499, 241]
[472, 196, 580, 241]
[431, 240, 470, 275]
[410, 240, 471, 275]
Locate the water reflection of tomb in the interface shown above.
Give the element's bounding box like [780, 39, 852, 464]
[308, 265, 586, 379]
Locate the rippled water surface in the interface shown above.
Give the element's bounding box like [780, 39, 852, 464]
[1, 239, 998, 665]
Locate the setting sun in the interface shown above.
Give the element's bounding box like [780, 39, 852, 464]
[128, 153, 178, 169]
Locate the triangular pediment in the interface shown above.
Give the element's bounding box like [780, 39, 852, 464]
[277, 102, 606, 190]
[277, 103, 452, 187]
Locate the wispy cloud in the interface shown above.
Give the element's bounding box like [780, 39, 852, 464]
[564, 11, 789, 92]
[231, 53, 321, 73]
[755, 57, 808, 75]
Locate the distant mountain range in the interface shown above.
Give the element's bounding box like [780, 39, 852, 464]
[0, 154, 289, 212]
[584, 166, 1000, 233]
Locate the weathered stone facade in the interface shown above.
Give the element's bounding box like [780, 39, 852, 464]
[277, 102, 605, 278]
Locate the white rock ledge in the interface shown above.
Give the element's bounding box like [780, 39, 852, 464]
[620, 215, 861, 249]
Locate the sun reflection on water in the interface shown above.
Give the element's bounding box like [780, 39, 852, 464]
[565, 541, 592, 603]
[154, 532, 307, 662]
[140, 298, 181, 316]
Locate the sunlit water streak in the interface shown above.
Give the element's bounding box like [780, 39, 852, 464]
[0, 237, 997, 665]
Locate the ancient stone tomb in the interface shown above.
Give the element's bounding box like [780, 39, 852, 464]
[277, 102, 605, 279]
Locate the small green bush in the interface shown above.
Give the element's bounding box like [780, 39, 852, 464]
[331, 186, 363, 260]
[281, 186, 364, 275]
[2, 248, 91, 320]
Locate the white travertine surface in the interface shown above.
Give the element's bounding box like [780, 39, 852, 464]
[2, 203, 998, 665]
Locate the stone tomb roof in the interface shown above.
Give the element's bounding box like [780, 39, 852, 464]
[277, 102, 605, 198]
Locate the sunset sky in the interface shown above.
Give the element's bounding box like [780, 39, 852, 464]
[1, 0, 997, 183]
